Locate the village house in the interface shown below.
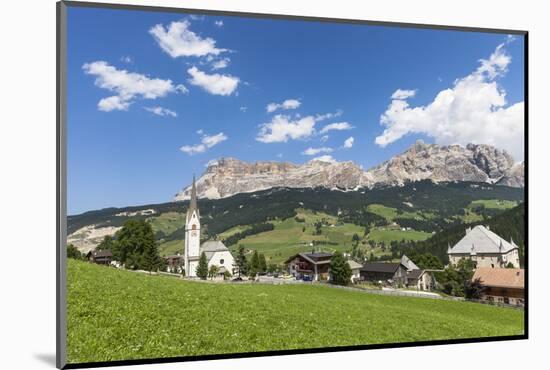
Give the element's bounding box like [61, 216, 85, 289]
[183, 177, 235, 278]
[406, 269, 437, 291]
[447, 225, 520, 268]
[164, 254, 184, 273]
[285, 252, 333, 281]
[472, 267, 525, 306]
[360, 261, 408, 285]
[401, 255, 438, 291]
[347, 260, 363, 283]
[86, 249, 112, 265]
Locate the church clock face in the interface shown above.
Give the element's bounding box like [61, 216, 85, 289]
[191, 230, 198, 237]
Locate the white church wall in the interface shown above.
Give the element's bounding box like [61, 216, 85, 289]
[208, 250, 235, 275]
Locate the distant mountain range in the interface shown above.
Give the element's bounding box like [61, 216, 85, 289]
[175, 141, 524, 201]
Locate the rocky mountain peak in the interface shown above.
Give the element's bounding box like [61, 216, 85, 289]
[174, 142, 523, 201]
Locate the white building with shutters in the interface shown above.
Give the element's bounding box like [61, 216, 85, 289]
[447, 225, 520, 268]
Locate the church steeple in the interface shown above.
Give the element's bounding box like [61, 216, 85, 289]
[187, 175, 199, 219]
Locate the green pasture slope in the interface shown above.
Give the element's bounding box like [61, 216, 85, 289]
[67, 260, 524, 364]
[225, 208, 365, 263]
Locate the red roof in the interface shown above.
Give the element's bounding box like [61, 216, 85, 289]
[472, 267, 524, 289]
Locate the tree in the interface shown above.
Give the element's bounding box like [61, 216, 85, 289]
[410, 253, 444, 270]
[233, 245, 248, 277]
[96, 235, 115, 251]
[464, 278, 486, 299]
[267, 263, 278, 274]
[437, 258, 477, 297]
[196, 252, 209, 279]
[208, 265, 219, 280]
[142, 239, 162, 273]
[113, 219, 156, 269]
[67, 244, 82, 260]
[314, 222, 323, 235]
[352, 233, 360, 246]
[249, 250, 260, 278]
[330, 251, 352, 286]
[258, 253, 267, 273]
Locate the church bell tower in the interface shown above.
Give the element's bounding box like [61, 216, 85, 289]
[184, 176, 201, 277]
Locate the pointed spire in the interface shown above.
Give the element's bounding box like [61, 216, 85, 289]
[190, 174, 197, 210]
[187, 175, 199, 219]
[447, 242, 451, 254]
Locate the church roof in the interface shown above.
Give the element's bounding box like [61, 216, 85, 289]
[449, 225, 517, 255]
[200, 240, 230, 262]
[201, 240, 229, 252]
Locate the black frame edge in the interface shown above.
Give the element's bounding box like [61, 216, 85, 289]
[62, 0, 528, 35]
[57, 1, 68, 369]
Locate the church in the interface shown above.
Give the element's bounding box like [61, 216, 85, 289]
[184, 177, 235, 278]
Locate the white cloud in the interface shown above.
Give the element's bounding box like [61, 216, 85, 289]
[311, 155, 336, 163]
[144, 106, 177, 117]
[375, 43, 524, 160]
[302, 147, 333, 156]
[211, 57, 230, 70]
[149, 20, 226, 58]
[98, 96, 130, 112]
[266, 99, 301, 113]
[343, 136, 354, 149]
[82, 61, 186, 112]
[319, 121, 353, 134]
[188, 14, 205, 21]
[256, 114, 316, 143]
[276, 153, 283, 158]
[180, 132, 227, 155]
[187, 66, 239, 96]
[320, 135, 329, 142]
[315, 110, 343, 122]
[240, 106, 247, 112]
[391, 89, 416, 100]
[215, 20, 224, 27]
[120, 55, 133, 64]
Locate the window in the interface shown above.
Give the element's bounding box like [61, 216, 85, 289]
[220, 259, 224, 265]
[192, 224, 196, 230]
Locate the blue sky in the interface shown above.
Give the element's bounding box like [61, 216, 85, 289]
[67, 6, 525, 215]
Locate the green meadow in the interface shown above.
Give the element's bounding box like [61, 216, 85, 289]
[67, 260, 524, 364]
[225, 209, 365, 263]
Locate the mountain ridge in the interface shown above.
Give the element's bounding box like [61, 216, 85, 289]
[174, 141, 524, 201]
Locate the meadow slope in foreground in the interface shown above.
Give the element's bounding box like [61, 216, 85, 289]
[67, 260, 524, 364]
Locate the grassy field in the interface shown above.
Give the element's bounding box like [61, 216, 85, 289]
[367, 227, 432, 244]
[67, 260, 524, 364]
[468, 199, 518, 210]
[366, 204, 434, 222]
[227, 209, 365, 263]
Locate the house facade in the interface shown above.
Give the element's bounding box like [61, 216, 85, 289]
[164, 254, 184, 273]
[472, 267, 524, 306]
[86, 249, 113, 265]
[285, 252, 333, 281]
[360, 262, 408, 285]
[447, 225, 520, 268]
[406, 269, 437, 291]
[347, 260, 363, 283]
